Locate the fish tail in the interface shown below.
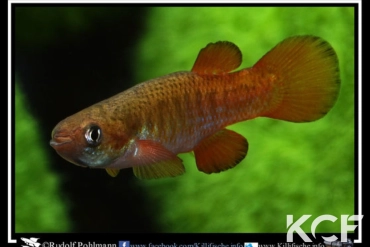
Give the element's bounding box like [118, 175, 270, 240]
[253, 35, 340, 122]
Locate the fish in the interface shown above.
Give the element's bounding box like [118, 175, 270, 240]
[50, 35, 340, 179]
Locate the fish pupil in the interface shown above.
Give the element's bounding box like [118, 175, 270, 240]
[85, 125, 102, 146]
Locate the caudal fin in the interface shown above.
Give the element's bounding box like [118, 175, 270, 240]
[253, 35, 340, 122]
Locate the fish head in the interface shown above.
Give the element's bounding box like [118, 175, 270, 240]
[50, 109, 130, 169]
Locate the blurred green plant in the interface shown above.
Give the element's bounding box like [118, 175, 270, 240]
[15, 81, 70, 232]
[135, 7, 355, 233]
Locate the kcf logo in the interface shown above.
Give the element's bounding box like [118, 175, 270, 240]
[286, 214, 363, 242]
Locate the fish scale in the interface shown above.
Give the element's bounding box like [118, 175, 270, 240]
[127, 71, 272, 152]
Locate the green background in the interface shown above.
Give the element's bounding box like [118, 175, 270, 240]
[15, 6, 355, 233]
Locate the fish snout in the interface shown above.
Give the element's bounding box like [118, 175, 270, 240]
[49, 126, 89, 168]
[50, 127, 73, 147]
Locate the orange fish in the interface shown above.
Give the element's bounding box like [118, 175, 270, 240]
[50, 35, 340, 179]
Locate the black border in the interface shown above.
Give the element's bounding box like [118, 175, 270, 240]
[8, 1, 363, 246]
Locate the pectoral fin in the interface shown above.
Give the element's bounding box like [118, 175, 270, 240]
[193, 129, 248, 174]
[132, 140, 185, 179]
[133, 160, 185, 179]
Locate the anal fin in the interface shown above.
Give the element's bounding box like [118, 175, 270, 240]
[193, 129, 248, 174]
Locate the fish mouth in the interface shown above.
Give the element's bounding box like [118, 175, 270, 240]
[50, 126, 74, 147]
[49, 136, 73, 147]
[49, 135, 88, 168]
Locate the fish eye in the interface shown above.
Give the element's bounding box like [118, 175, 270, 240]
[85, 125, 102, 146]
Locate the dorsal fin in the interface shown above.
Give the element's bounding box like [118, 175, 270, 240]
[191, 41, 242, 75]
